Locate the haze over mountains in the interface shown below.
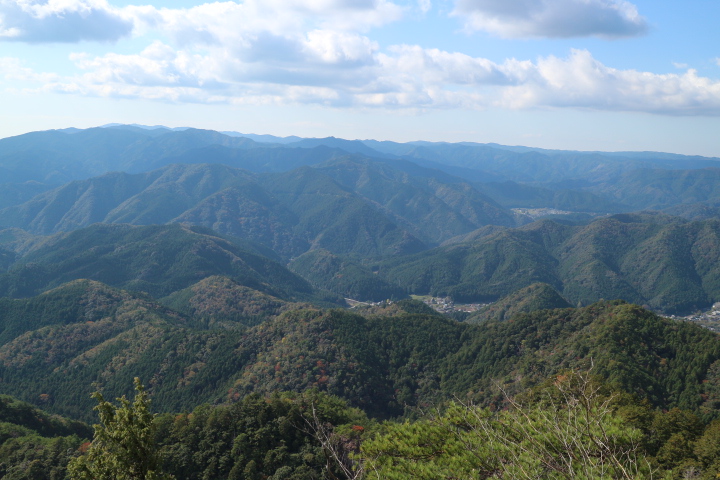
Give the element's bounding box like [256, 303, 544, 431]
[2, 124, 720, 313]
[4, 125, 720, 477]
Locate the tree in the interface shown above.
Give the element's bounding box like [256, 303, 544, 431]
[67, 378, 173, 480]
[362, 370, 654, 479]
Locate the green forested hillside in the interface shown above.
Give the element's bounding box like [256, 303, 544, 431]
[591, 167, 720, 210]
[468, 282, 572, 323]
[313, 157, 518, 244]
[289, 249, 406, 301]
[2, 159, 518, 258]
[0, 274, 719, 479]
[0, 223, 318, 301]
[258, 166, 428, 258]
[1, 278, 718, 424]
[0, 395, 91, 479]
[381, 214, 720, 313]
[160, 275, 311, 327]
[380, 220, 566, 303]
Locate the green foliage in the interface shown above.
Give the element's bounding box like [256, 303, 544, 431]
[0, 395, 90, 479]
[468, 282, 572, 323]
[1, 280, 720, 425]
[68, 378, 172, 480]
[289, 249, 406, 302]
[154, 390, 368, 480]
[363, 371, 650, 479]
[381, 215, 720, 314]
[0, 223, 317, 302]
[160, 275, 309, 328]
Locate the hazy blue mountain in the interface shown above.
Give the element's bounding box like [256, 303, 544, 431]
[162, 144, 347, 173]
[0, 155, 532, 258]
[220, 131, 303, 143]
[588, 167, 720, 210]
[663, 202, 720, 221]
[4, 125, 720, 216]
[0, 127, 259, 184]
[287, 136, 391, 158]
[0, 181, 53, 209]
[475, 181, 630, 213]
[312, 156, 520, 244]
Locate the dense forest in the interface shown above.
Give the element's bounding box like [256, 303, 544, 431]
[1, 125, 720, 478]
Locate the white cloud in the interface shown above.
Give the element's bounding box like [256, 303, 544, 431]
[499, 50, 720, 115]
[0, 0, 404, 44]
[0, 0, 133, 42]
[303, 30, 378, 66]
[3, 2, 716, 116]
[31, 43, 720, 117]
[452, 0, 648, 39]
[128, 0, 403, 46]
[69, 41, 218, 88]
[117, 1, 399, 90]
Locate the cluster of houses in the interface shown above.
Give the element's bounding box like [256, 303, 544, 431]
[420, 296, 488, 314]
[670, 302, 720, 333]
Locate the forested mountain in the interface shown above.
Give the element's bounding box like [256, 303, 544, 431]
[160, 275, 311, 327]
[468, 282, 572, 323]
[3, 125, 720, 478]
[0, 223, 321, 302]
[379, 214, 720, 313]
[474, 180, 630, 212]
[0, 394, 91, 478]
[1, 279, 719, 426]
[2, 125, 720, 217]
[589, 167, 720, 210]
[0, 159, 521, 257]
[288, 249, 406, 302]
[313, 157, 518, 244]
[2, 125, 720, 311]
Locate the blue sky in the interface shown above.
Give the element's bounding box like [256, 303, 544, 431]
[1, 0, 719, 156]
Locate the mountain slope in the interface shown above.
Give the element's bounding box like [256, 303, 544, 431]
[380, 215, 720, 313]
[160, 275, 309, 327]
[0, 127, 260, 184]
[0, 156, 531, 257]
[1, 279, 719, 423]
[590, 167, 720, 210]
[0, 223, 317, 301]
[289, 249, 406, 301]
[468, 282, 572, 323]
[259, 166, 427, 257]
[314, 157, 519, 244]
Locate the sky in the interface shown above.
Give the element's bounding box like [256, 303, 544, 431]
[0, 0, 719, 156]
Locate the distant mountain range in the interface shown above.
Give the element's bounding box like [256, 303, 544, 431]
[2, 125, 720, 314]
[5, 124, 720, 480]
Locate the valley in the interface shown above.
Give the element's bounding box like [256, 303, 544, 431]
[1, 125, 720, 478]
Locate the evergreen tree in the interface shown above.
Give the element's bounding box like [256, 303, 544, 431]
[68, 378, 173, 480]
